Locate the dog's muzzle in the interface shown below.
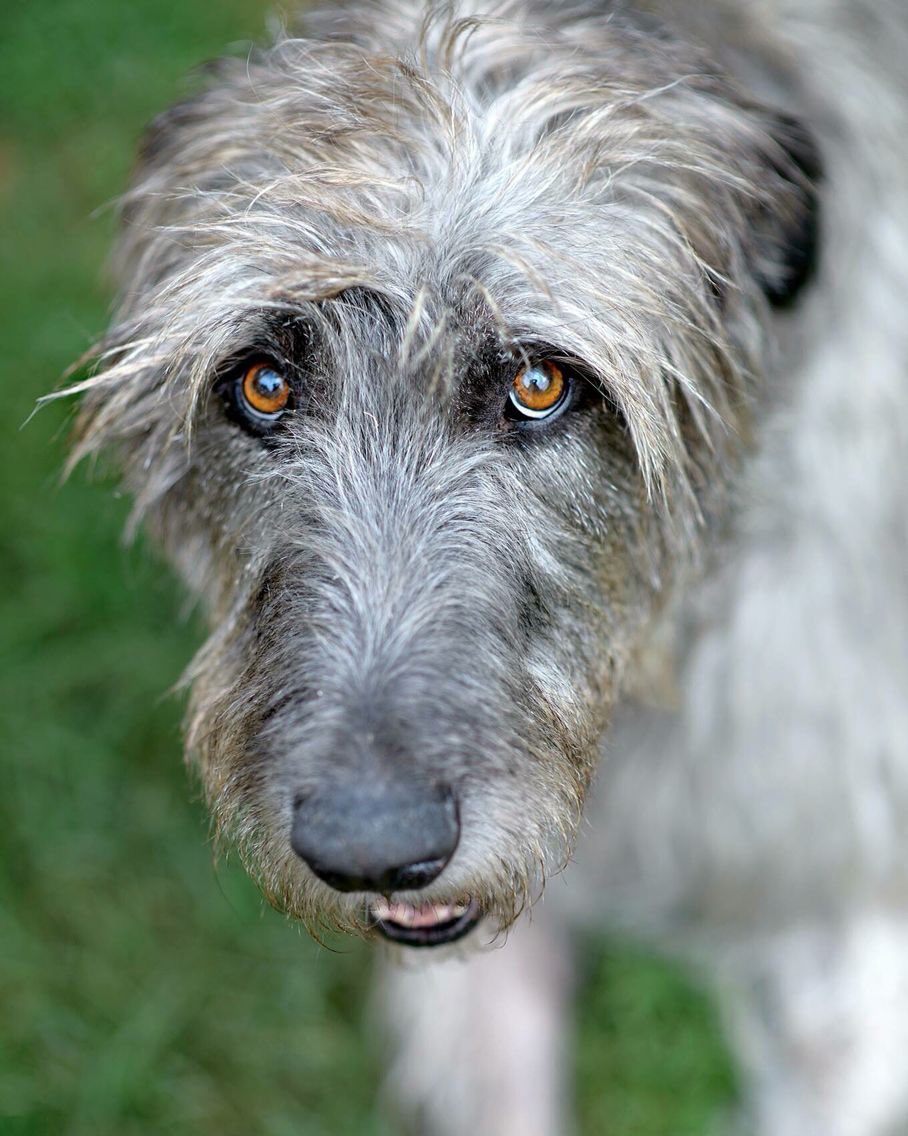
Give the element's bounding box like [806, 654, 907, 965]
[290, 780, 480, 945]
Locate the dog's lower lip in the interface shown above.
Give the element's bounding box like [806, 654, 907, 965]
[371, 896, 482, 947]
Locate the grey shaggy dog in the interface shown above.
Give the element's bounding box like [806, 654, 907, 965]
[62, 0, 908, 1133]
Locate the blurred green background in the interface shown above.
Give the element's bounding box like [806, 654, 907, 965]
[0, 2, 736, 1132]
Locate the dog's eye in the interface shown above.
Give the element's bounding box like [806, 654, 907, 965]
[240, 363, 290, 418]
[508, 361, 567, 420]
[240, 363, 290, 419]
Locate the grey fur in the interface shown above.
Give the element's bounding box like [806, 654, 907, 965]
[59, 0, 908, 1132]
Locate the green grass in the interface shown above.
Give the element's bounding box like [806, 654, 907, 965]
[0, 3, 735, 1132]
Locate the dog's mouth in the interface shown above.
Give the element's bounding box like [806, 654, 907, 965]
[371, 896, 482, 947]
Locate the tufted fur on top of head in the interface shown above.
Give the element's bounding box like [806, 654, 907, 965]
[60, 0, 818, 548]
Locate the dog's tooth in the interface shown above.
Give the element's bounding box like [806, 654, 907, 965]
[373, 897, 474, 931]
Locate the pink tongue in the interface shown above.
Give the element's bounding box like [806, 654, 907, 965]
[373, 898, 466, 929]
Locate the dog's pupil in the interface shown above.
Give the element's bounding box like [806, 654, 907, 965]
[254, 368, 282, 399]
[521, 366, 551, 393]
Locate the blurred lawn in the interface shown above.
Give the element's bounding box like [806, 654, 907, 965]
[0, 2, 736, 1133]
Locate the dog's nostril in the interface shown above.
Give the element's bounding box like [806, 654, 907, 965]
[310, 855, 450, 895]
[290, 781, 459, 895]
[390, 857, 448, 891]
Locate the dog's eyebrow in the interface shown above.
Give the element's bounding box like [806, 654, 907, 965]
[327, 284, 407, 331]
[207, 310, 313, 373]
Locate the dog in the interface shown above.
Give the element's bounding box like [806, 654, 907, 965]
[62, 0, 908, 1132]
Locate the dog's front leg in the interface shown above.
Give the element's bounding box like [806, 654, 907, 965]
[376, 905, 573, 1136]
[717, 909, 908, 1136]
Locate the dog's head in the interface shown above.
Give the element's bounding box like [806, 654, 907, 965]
[68, 3, 818, 946]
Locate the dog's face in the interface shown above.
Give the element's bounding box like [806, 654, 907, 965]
[72, 5, 816, 945]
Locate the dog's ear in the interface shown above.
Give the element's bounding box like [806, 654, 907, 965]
[115, 72, 242, 297]
[749, 113, 822, 308]
[134, 59, 230, 174]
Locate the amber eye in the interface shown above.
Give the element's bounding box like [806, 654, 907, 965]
[239, 362, 291, 422]
[509, 360, 567, 419]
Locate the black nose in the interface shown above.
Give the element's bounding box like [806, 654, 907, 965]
[290, 781, 459, 894]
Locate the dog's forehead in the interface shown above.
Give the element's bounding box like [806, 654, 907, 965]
[129, 14, 710, 327]
[96, 5, 803, 497]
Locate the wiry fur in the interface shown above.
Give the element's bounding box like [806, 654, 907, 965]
[61, 0, 908, 1132]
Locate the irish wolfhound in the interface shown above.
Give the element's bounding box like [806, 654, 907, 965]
[62, 0, 908, 1132]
